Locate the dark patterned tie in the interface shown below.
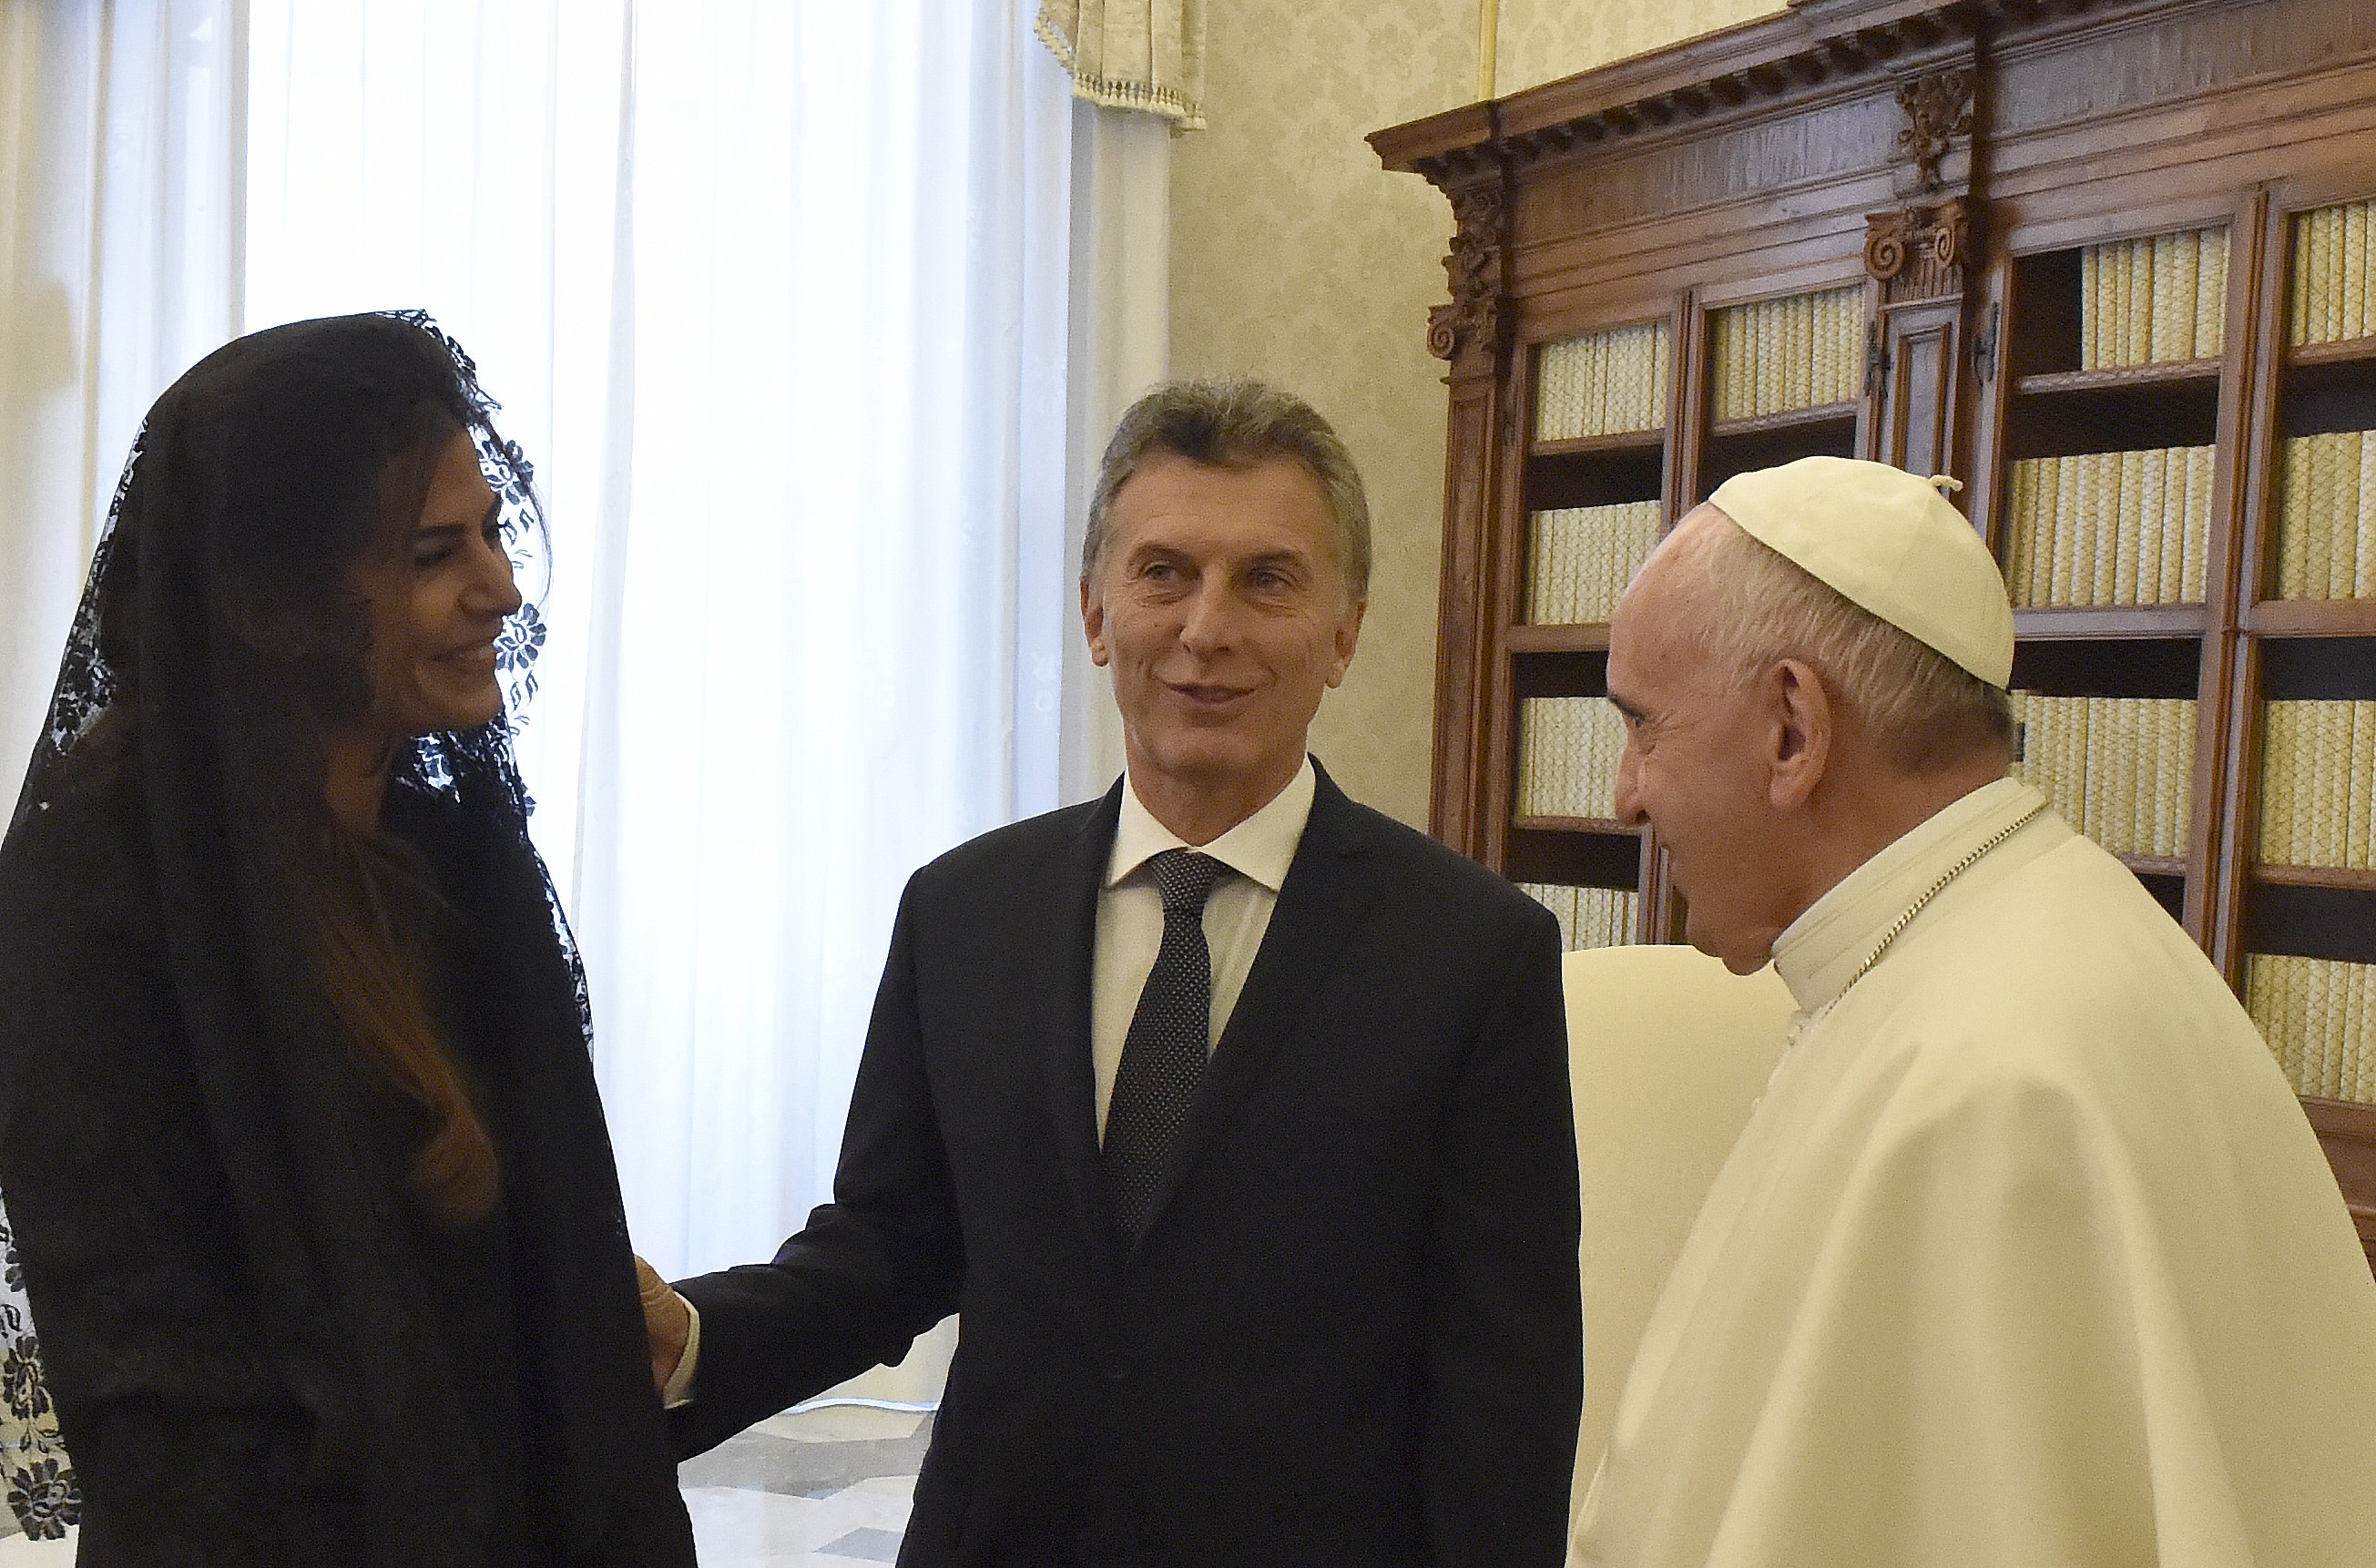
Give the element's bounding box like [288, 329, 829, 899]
[1102, 849, 1226, 1244]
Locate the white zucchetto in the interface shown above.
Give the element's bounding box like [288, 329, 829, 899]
[1708, 455, 2015, 688]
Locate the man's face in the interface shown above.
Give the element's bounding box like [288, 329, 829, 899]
[1606, 514, 1796, 974]
[1083, 453, 1363, 816]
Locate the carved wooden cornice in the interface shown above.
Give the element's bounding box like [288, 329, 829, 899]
[1371, 0, 2136, 188]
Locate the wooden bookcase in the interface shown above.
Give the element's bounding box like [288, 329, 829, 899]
[1372, 0, 2376, 1269]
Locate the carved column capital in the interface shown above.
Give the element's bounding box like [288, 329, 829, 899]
[1430, 175, 1513, 363]
[1865, 196, 1978, 303]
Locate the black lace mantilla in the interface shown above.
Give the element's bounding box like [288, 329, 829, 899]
[0, 310, 592, 1540]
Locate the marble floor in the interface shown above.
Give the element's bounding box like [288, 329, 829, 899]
[0, 1402, 932, 1567]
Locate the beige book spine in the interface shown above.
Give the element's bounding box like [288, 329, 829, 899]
[2316, 700, 2351, 866]
[2176, 697, 2200, 851]
[2181, 445, 2211, 601]
[2171, 229, 2204, 360]
[2080, 245, 2102, 371]
[2279, 435, 2313, 598]
[2106, 242, 2127, 365]
[1755, 299, 1778, 417]
[1592, 332, 1615, 438]
[2290, 212, 2316, 347]
[2329, 206, 2351, 349]
[2337, 431, 2366, 598]
[2259, 702, 2296, 864]
[2197, 228, 2228, 357]
[2318, 959, 2344, 1100]
[2114, 448, 2147, 605]
[2005, 460, 2040, 607]
[1649, 322, 1672, 430]
[2124, 238, 2153, 368]
[2081, 697, 2108, 844]
[1518, 698, 1544, 817]
[1712, 311, 1735, 423]
[2351, 962, 2372, 1104]
[2149, 232, 2183, 364]
[2308, 432, 2340, 601]
[1540, 339, 1578, 441]
[2306, 209, 2332, 346]
[2351, 701, 2376, 870]
[2106, 698, 2137, 854]
[2348, 201, 2371, 343]
[2063, 697, 2091, 830]
[2151, 699, 2177, 857]
[2164, 446, 2193, 604]
[2357, 430, 2376, 601]
[2041, 456, 2070, 606]
[1539, 510, 1558, 622]
[1717, 307, 1738, 423]
[2135, 447, 2170, 606]
[2072, 453, 2107, 606]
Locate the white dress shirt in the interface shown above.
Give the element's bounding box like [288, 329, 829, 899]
[1092, 758, 1316, 1135]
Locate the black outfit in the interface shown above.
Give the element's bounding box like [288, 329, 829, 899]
[0, 314, 695, 1567]
[673, 766, 1583, 1568]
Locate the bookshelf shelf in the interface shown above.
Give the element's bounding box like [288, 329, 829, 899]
[2252, 863, 2376, 893]
[1510, 814, 1640, 837]
[2014, 361, 2221, 398]
[1507, 623, 1613, 653]
[2011, 606, 2208, 640]
[2288, 335, 2376, 371]
[2243, 599, 2376, 636]
[2119, 853, 2189, 879]
[1705, 402, 1858, 441]
[1532, 429, 1666, 459]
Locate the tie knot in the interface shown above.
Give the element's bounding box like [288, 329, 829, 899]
[1147, 850, 1224, 916]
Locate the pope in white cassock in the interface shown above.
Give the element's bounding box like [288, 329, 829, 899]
[1573, 456, 2376, 1568]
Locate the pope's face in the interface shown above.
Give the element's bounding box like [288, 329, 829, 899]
[1607, 513, 1798, 973]
[1083, 454, 1363, 818]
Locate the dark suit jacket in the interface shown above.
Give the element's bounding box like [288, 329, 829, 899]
[672, 767, 1581, 1566]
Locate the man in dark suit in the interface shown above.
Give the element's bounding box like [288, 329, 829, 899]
[639, 380, 1581, 1566]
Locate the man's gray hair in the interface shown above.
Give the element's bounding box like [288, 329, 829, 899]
[1082, 379, 1372, 602]
[1691, 516, 2015, 770]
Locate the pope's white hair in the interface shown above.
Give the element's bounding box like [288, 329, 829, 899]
[1667, 512, 2014, 771]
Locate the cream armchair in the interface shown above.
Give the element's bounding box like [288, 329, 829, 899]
[1562, 942, 1796, 1518]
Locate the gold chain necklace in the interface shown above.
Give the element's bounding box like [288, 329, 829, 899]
[1835, 800, 2049, 1006]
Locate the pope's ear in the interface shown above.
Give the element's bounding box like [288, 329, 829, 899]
[1769, 657, 1831, 809]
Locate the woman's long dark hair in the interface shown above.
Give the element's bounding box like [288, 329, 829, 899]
[63, 315, 548, 1227]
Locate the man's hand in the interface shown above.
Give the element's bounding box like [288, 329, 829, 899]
[634, 1253, 692, 1398]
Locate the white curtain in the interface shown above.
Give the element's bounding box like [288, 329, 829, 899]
[0, 0, 244, 798]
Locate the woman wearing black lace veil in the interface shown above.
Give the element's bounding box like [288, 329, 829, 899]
[0, 313, 696, 1565]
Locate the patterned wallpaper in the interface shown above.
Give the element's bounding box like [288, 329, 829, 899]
[1168, 0, 1789, 829]
[1498, 0, 1789, 96]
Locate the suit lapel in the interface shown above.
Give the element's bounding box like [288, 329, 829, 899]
[1031, 779, 1125, 1273]
[1127, 764, 1381, 1252]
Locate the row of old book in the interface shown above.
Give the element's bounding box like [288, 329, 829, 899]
[2257, 700, 2376, 869]
[2246, 953, 2376, 1105]
[2008, 694, 2197, 860]
[1708, 285, 1863, 423]
[2078, 226, 2229, 371]
[1535, 321, 1672, 442]
[1525, 500, 1663, 625]
[2289, 197, 2376, 350]
[2000, 446, 2214, 608]
[1516, 882, 1640, 952]
[2272, 430, 2376, 601]
[1515, 697, 1626, 821]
